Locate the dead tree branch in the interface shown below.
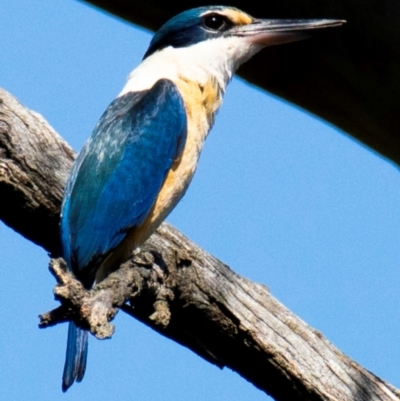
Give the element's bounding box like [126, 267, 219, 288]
[1, 87, 399, 401]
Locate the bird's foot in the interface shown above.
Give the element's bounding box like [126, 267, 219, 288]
[39, 258, 116, 339]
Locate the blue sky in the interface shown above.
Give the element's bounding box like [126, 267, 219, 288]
[1, 1, 400, 400]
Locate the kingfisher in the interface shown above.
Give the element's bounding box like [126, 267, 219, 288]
[59, 5, 344, 391]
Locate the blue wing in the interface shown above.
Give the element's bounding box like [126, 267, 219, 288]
[60, 79, 187, 284]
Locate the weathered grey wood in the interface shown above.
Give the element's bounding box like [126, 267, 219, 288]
[1, 87, 399, 400]
[0, 89, 74, 252]
[81, 0, 400, 167]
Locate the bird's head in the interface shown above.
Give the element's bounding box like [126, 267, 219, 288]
[142, 6, 344, 86]
[145, 6, 343, 57]
[122, 6, 344, 95]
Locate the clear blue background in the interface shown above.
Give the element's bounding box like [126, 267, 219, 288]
[1, 1, 399, 400]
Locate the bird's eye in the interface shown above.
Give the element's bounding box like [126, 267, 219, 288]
[202, 14, 230, 31]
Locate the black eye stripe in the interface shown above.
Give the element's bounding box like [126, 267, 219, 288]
[202, 13, 232, 31]
[144, 9, 236, 58]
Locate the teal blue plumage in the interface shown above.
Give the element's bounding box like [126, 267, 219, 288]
[60, 79, 187, 391]
[61, 79, 187, 284]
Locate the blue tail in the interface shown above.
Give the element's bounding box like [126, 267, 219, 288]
[62, 322, 89, 392]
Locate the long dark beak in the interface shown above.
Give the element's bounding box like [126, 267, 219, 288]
[235, 19, 346, 47]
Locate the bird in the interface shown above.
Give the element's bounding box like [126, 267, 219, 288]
[59, 5, 344, 391]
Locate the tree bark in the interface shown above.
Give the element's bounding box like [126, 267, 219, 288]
[1, 87, 399, 401]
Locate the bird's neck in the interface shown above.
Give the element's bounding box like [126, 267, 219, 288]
[119, 45, 229, 134]
[119, 37, 254, 98]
